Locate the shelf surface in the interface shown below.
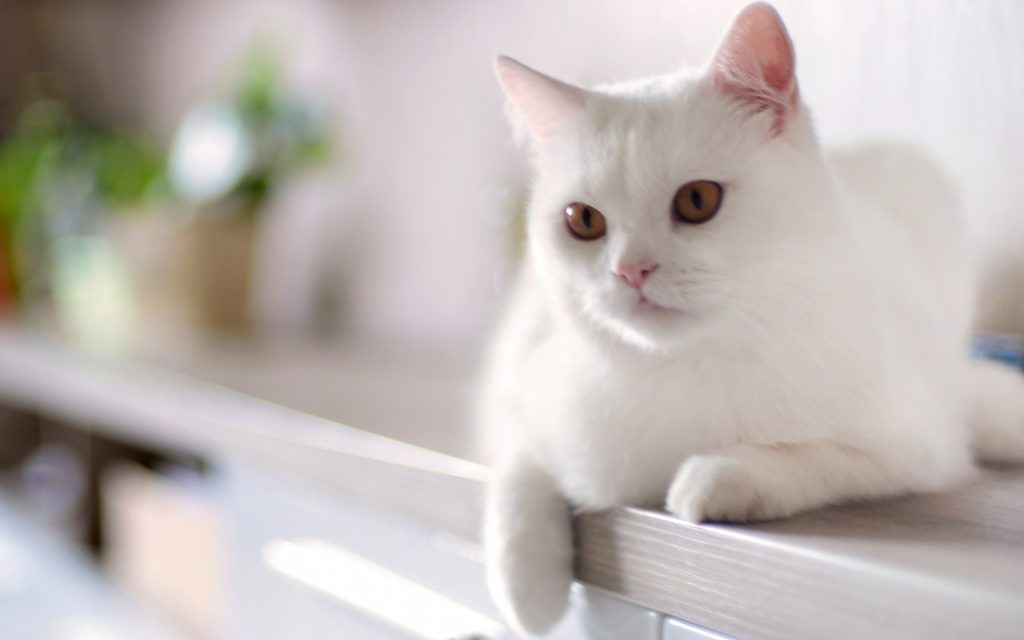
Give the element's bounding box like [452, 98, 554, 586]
[1, 327, 1022, 639]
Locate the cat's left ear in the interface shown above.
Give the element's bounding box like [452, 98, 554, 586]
[710, 3, 798, 134]
[495, 56, 587, 144]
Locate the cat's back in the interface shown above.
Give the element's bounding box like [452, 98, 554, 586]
[827, 142, 974, 367]
[828, 141, 970, 299]
[827, 142, 964, 262]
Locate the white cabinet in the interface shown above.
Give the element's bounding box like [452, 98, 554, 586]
[221, 459, 680, 640]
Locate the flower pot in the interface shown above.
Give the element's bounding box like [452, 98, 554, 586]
[109, 203, 261, 347]
[182, 211, 258, 332]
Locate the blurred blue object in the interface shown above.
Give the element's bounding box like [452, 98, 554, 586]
[971, 333, 1024, 371]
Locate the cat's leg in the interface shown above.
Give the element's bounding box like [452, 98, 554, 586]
[485, 455, 574, 634]
[666, 440, 972, 523]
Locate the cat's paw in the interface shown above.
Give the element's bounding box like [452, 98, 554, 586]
[485, 459, 574, 635]
[486, 542, 572, 635]
[665, 453, 792, 523]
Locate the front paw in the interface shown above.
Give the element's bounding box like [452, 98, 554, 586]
[666, 454, 791, 523]
[487, 546, 571, 635]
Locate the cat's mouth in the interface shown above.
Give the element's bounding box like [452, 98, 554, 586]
[635, 294, 675, 315]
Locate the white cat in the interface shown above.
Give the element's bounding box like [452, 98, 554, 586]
[480, 2, 1024, 635]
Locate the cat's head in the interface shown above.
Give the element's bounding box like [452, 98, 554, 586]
[497, 3, 838, 353]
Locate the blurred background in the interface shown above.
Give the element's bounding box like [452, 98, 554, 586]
[0, 1, 1022, 638]
[1, 0, 1022, 355]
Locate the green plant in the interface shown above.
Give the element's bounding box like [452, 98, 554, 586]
[0, 96, 167, 301]
[169, 46, 331, 216]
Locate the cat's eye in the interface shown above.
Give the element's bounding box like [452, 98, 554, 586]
[673, 180, 723, 224]
[564, 202, 607, 240]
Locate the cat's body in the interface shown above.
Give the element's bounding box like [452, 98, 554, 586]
[481, 4, 1024, 635]
[485, 139, 974, 503]
[485, 144, 974, 512]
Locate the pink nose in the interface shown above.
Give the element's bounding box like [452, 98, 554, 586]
[615, 261, 658, 289]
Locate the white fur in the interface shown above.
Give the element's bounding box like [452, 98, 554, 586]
[481, 6, 1023, 636]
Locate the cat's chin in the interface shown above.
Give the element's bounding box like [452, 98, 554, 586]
[596, 302, 699, 353]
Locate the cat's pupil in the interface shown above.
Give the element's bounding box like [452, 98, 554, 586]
[582, 207, 592, 228]
[690, 188, 703, 210]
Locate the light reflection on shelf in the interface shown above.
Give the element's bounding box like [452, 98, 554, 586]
[262, 538, 503, 639]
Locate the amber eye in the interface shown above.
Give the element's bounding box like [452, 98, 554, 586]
[672, 180, 723, 224]
[564, 202, 607, 240]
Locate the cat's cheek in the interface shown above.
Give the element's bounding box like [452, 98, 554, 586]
[540, 239, 607, 298]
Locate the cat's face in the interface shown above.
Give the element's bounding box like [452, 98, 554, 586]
[498, 4, 832, 352]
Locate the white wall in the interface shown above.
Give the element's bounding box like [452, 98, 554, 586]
[49, 0, 1024, 348]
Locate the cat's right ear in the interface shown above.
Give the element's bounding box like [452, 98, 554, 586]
[495, 56, 587, 145]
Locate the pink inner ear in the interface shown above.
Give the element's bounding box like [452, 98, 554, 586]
[495, 56, 586, 142]
[711, 3, 798, 133]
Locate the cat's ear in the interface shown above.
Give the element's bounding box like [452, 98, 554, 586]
[495, 56, 587, 144]
[710, 3, 797, 133]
